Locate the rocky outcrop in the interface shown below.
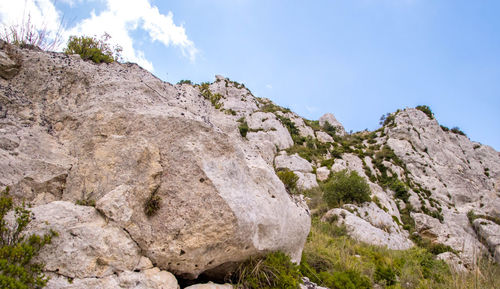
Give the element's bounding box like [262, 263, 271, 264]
[275, 153, 313, 173]
[315, 131, 334, 143]
[319, 113, 345, 136]
[473, 219, 500, 263]
[0, 41, 20, 80]
[246, 111, 294, 150]
[295, 172, 318, 190]
[316, 167, 330, 182]
[0, 45, 310, 282]
[384, 108, 500, 266]
[323, 205, 413, 250]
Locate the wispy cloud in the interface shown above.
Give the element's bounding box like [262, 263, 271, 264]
[305, 105, 318, 113]
[265, 84, 273, 89]
[0, 0, 198, 71]
[0, 0, 63, 42]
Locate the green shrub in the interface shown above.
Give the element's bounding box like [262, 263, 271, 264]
[322, 170, 371, 207]
[450, 127, 466, 136]
[177, 80, 193, 85]
[374, 264, 396, 286]
[323, 121, 337, 137]
[0, 187, 57, 289]
[415, 105, 434, 119]
[64, 33, 121, 63]
[379, 113, 395, 127]
[276, 115, 300, 142]
[75, 198, 96, 207]
[389, 179, 409, 203]
[277, 169, 299, 193]
[144, 191, 161, 217]
[199, 82, 224, 109]
[440, 125, 449, 132]
[238, 122, 249, 138]
[231, 251, 301, 289]
[320, 159, 335, 170]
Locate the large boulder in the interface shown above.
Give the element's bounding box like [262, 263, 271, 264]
[0, 46, 310, 279]
[275, 153, 313, 173]
[323, 206, 413, 250]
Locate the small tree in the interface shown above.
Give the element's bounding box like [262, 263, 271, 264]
[322, 170, 371, 207]
[415, 105, 434, 119]
[64, 33, 122, 64]
[0, 187, 57, 289]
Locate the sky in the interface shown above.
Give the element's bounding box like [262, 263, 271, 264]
[1, 0, 499, 150]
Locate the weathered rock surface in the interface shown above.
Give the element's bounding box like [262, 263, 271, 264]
[315, 131, 334, 143]
[384, 108, 500, 266]
[26, 201, 141, 279]
[278, 111, 315, 138]
[436, 252, 467, 273]
[0, 45, 310, 281]
[473, 219, 500, 263]
[246, 111, 294, 150]
[46, 268, 179, 289]
[295, 171, 319, 190]
[0, 41, 20, 80]
[275, 153, 313, 173]
[316, 166, 330, 182]
[300, 277, 329, 289]
[323, 207, 413, 250]
[184, 282, 233, 289]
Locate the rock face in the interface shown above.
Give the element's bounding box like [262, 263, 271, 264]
[316, 167, 330, 182]
[315, 131, 334, 143]
[384, 108, 500, 266]
[0, 41, 20, 80]
[323, 205, 413, 250]
[275, 153, 313, 173]
[319, 113, 345, 136]
[473, 219, 500, 263]
[0, 45, 310, 282]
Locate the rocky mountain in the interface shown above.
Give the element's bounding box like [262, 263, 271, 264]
[1, 41, 499, 288]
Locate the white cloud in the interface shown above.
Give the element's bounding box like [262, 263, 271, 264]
[265, 84, 273, 89]
[0, 0, 197, 71]
[0, 0, 63, 49]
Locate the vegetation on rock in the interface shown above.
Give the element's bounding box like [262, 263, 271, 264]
[230, 251, 301, 289]
[0, 187, 57, 289]
[322, 170, 371, 207]
[277, 169, 299, 193]
[64, 33, 122, 63]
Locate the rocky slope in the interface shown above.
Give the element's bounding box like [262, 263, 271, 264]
[1, 41, 500, 288]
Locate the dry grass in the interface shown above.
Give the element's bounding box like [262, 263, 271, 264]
[302, 219, 500, 289]
[1, 13, 63, 51]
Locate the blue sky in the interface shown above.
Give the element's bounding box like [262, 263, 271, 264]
[1, 0, 499, 150]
